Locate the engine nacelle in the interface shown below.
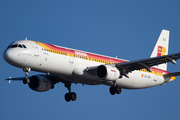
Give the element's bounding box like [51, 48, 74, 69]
[96, 65, 120, 81]
[28, 75, 52, 92]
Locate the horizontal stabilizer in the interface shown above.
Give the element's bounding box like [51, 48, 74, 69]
[163, 72, 180, 77]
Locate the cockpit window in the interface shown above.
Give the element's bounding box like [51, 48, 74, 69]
[10, 44, 27, 49]
[22, 45, 27, 48]
[18, 44, 23, 48]
[11, 44, 18, 48]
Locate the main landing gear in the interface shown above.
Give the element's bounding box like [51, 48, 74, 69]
[64, 82, 77, 102]
[109, 86, 122, 95]
[109, 81, 122, 95]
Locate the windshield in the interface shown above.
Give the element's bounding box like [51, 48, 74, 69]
[8, 44, 27, 49]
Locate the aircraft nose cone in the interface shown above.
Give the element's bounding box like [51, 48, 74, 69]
[3, 49, 15, 64]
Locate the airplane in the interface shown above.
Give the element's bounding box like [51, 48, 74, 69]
[3, 30, 180, 102]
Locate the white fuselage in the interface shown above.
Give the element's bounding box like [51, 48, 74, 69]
[4, 40, 173, 89]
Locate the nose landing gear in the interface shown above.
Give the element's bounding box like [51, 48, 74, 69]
[23, 67, 31, 84]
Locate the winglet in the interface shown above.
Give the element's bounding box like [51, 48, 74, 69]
[6, 77, 12, 84]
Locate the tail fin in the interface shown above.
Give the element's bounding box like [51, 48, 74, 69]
[150, 29, 170, 71]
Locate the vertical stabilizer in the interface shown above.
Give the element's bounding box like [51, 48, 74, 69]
[150, 29, 170, 71]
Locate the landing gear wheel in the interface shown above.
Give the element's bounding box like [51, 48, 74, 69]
[65, 93, 71, 102]
[64, 92, 77, 102]
[23, 80, 27, 84]
[71, 92, 77, 101]
[109, 86, 116, 95]
[23, 79, 30, 84]
[115, 86, 122, 94]
[64, 82, 77, 102]
[109, 86, 122, 95]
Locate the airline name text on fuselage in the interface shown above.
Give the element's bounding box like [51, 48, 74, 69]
[75, 51, 88, 56]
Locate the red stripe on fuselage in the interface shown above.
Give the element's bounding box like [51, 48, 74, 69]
[151, 67, 169, 74]
[40, 42, 126, 63]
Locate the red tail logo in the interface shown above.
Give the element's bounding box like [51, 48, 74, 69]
[157, 46, 166, 56]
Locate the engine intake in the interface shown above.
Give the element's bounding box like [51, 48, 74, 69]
[28, 75, 52, 92]
[96, 65, 120, 81]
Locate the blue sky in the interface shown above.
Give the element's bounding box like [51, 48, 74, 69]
[1, 0, 180, 120]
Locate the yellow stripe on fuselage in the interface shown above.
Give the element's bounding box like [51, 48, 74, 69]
[34, 41, 51, 50]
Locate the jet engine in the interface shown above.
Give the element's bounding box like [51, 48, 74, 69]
[28, 75, 52, 92]
[96, 65, 120, 81]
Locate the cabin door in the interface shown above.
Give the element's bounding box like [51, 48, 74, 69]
[66, 49, 74, 64]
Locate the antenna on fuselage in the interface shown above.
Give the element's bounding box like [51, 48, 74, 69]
[25, 37, 27, 40]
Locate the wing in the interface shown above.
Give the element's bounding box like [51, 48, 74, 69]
[116, 52, 180, 78]
[6, 77, 27, 81]
[6, 74, 66, 85]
